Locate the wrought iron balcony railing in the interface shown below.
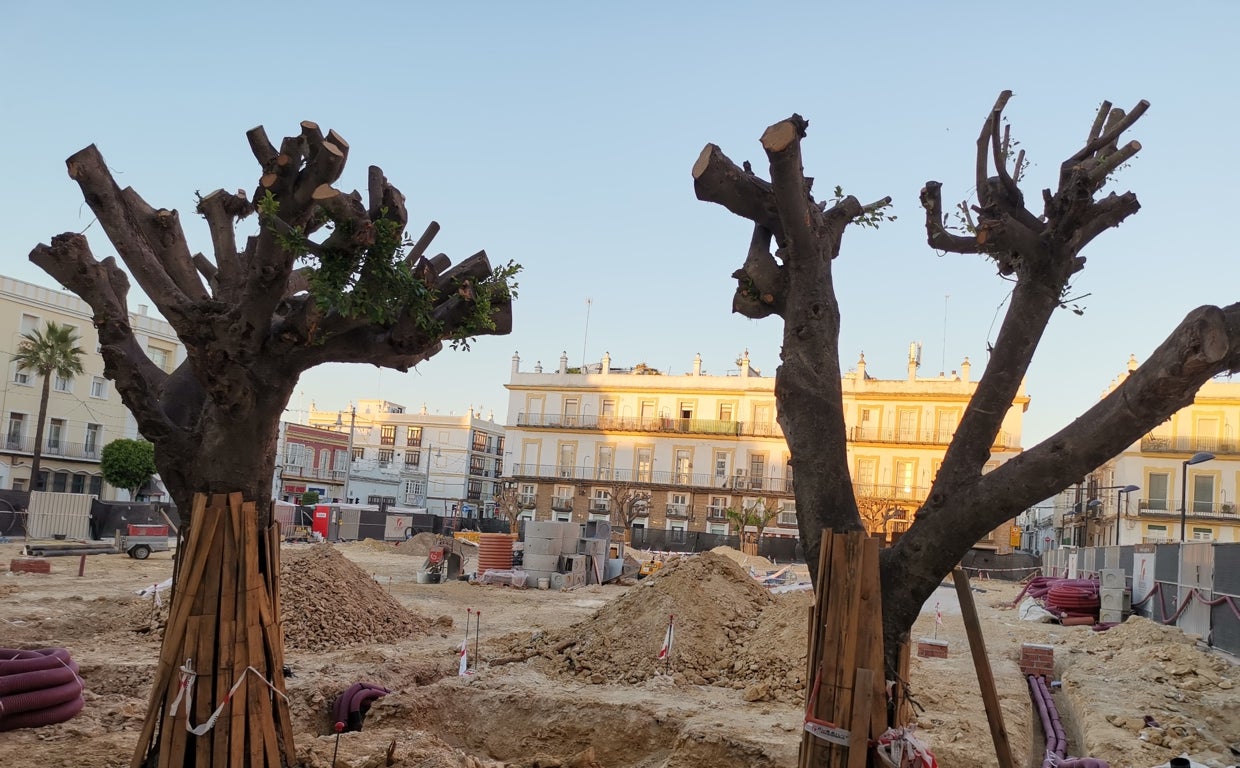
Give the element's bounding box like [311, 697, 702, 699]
[1137, 499, 1237, 519]
[850, 426, 1012, 449]
[3, 436, 103, 462]
[1140, 435, 1240, 456]
[515, 413, 783, 438]
[509, 463, 795, 493]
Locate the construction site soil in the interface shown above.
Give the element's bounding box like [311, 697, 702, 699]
[2, 540, 1237, 768]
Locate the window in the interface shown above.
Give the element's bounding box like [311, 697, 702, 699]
[20, 314, 40, 334]
[718, 403, 734, 422]
[520, 484, 536, 507]
[714, 451, 730, 482]
[351, 447, 364, 461]
[318, 449, 331, 472]
[596, 446, 614, 480]
[636, 448, 653, 483]
[84, 424, 102, 457]
[1192, 474, 1215, 513]
[53, 374, 72, 393]
[467, 479, 483, 499]
[1146, 473, 1169, 510]
[11, 364, 30, 386]
[380, 425, 396, 445]
[90, 376, 107, 399]
[378, 449, 394, 466]
[402, 479, 425, 505]
[1146, 524, 1168, 542]
[557, 443, 576, 478]
[674, 449, 691, 484]
[895, 460, 915, 498]
[285, 443, 306, 469]
[48, 419, 65, 453]
[1191, 527, 1213, 541]
[52, 471, 68, 493]
[778, 502, 798, 527]
[591, 489, 610, 513]
[601, 399, 616, 425]
[708, 496, 728, 519]
[404, 451, 421, 467]
[753, 404, 774, 435]
[7, 414, 25, 450]
[855, 457, 877, 494]
[896, 409, 917, 441]
[562, 398, 578, 427]
[857, 407, 876, 440]
[71, 474, 86, 494]
[469, 456, 486, 475]
[406, 426, 422, 447]
[89, 475, 103, 496]
[147, 346, 170, 371]
[748, 454, 766, 490]
[934, 410, 957, 443]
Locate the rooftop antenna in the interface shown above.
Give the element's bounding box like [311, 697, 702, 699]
[582, 297, 592, 372]
[941, 294, 950, 375]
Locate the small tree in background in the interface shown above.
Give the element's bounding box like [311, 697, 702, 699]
[725, 497, 780, 554]
[493, 483, 523, 533]
[605, 481, 651, 542]
[299, 489, 320, 506]
[14, 321, 84, 491]
[99, 438, 157, 500]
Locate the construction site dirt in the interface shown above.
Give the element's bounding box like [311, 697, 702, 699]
[2, 539, 1237, 768]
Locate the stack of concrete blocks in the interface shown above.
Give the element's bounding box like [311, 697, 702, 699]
[575, 520, 611, 586]
[523, 521, 566, 587]
[1099, 568, 1127, 624]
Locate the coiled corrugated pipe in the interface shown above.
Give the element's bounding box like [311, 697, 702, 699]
[1, 648, 85, 731]
[1028, 674, 1109, 768]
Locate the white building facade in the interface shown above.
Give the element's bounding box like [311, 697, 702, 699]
[502, 347, 1027, 546]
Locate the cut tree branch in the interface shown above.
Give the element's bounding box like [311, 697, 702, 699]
[692, 144, 783, 242]
[919, 182, 982, 253]
[761, 116, 821, 265]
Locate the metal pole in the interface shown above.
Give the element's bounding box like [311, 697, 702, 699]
[1116, 489, 1123, 547]
[1180, 460, 1187, 542]
[343, 406, 355, 505]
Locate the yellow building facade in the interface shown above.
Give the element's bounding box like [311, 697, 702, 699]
[0, 275, 183, 497]
[502, 347, 1027, 547]
[1081, 356, 1240, 545]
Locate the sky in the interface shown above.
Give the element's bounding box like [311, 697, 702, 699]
[3, 1, 1237, 446]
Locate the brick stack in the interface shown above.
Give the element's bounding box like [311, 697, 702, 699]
[1020, 642, 1054, 678]
[9, 558, 51, 574]
[916, 638, 948, 658]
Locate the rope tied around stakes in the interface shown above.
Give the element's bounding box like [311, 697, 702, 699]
[168, 658, 289, 736]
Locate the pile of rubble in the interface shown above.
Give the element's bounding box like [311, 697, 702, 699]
[280, 544, 432, 652]
[496, 551, 812, 703]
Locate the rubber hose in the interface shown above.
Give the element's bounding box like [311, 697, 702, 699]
[0, 676, 83, 717]
[345, 686, 389, 732]
[1028, 675, 1057, 762]
[331, 683, 365, 726]
[0, 663, 80, 696]
[1057, 759, 1110, 767]
[0, 693, 84, 732]
[0, 649, 73, 675]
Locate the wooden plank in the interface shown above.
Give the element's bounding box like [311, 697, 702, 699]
[262, 523, 297, 756]
[230, 499, 252, 768]
[896, 639, 912, 726]
[132, 494, 213, 768]
[953, 568, 1016, 768]
[822, 532, 865, 768]
[241, 502, 280, 768]
[193, 525, 225, 767]
[800, 532, 833, 768]
[162, 616, 198, 768]
[854, 537, 887, 739]
[214, 503, 239, 762]
[845, 668, 875, 768]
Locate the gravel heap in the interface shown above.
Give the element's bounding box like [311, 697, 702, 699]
[280, 544, 431, 652]
[499, 551, 810, 702]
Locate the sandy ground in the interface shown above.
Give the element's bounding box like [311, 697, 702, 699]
[1, 539, 1237, 768]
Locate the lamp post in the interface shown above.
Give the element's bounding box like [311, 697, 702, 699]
[1115, 484, 1139, 546]
[1180, 451, 1215, 541]
[335, 405, 356, 504]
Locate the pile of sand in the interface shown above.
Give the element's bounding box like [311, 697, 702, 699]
[710, 545, 775, 571]
[280, 544, 431, 652]
[394, 532, 441, 557]
[499, 552, 813, 701]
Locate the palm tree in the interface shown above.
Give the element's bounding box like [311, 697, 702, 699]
[14, 322, 85, 492]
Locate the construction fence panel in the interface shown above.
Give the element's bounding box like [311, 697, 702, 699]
[26, 491, 92, 540]
[1179, 542, 1214, 641]
[1211, 543, 1240, 656]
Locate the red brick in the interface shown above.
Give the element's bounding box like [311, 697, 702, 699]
[9, 558, 51, 574]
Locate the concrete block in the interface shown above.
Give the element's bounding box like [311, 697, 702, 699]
[525, 521, 562, 540]
[1100, 588, 1125, 611]
[1100, 569, 1125, 590]
[585, 520, 611, 540]
[559, 554, 586, 573]
[1099, 609, 1124, 625]
[523, 537, 561, 557]
[576, 538, 607, 555]
[523, 553, 560, 573]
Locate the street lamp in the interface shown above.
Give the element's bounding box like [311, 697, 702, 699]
[1115, 484, 1139, 546]
[1180, 451, 1215, 541]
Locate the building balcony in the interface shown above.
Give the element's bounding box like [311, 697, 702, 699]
[707, 505, 728, 520]
[1140, 435, 1240, 456]
[283, 464, 348, 482]
[515, 413, 783, 439]
[509, 463, 795, 494]
[664, 503, 692, 520]
[850, 427, 1012, 450]
[3, 436, 103, 463]
[518, 494, 537, 509]
[1136, 499, 1237, 519]
[550, 496, 574, 512]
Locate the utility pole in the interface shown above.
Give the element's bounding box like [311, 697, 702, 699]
[340, 405, 356, 504]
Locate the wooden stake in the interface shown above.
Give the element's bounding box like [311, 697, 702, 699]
[845, 668, 875, 768]
[953, 568, 1015, 768]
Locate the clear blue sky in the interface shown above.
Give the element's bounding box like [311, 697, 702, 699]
[4, 1, 1237, 445]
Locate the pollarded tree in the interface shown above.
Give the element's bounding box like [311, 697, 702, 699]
[694, 93, 1240, 674]
[493, 482, 524, 533]
[30, 122, 516, 767]
[605, 481, 652, 542]
[99, 437, 157, 500]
